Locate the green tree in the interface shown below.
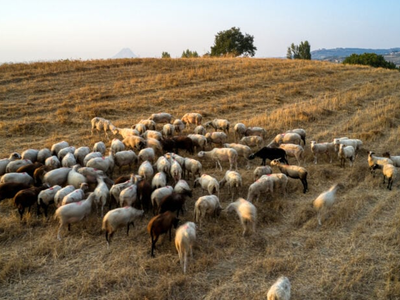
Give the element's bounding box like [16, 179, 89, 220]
[210, 27, 257, 57]
[287, 41, 311, 60]
[343, 53, 397, 69]
[181, 49, 199, 58]
[161, 51, 171, 58]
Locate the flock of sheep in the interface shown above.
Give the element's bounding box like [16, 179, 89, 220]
[1, 111, 399, 299]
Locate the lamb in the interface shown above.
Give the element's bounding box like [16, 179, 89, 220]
[0, 172, 34, 185]
[175, 222, 196, 274]
[239, 136, 264, 149]
[188, 134, 208, 151]
[51, 141, 69, 156]
[181, 113, 203, 129]
[204, 118, 230, 134]
[102, 206, 144, 246]
[245, 127, 267, 139]
[151, 186, 174, 215]
[170, 159, 183, 183]
[37, 148, 52, 164]
[58, 146, 76, 161]
[338, 144, 355, 168]
[45, 155, 61, 169]
[54, 185, 75, 207]
[138, 160, 154, 181]
[234, 123, 247, 142]
[248, 147, 288, 166]
[279, 143, 304, 166]
[223, 143, 252, 169]
[225, 198, 257, 236]
[148, 112, 173, 124]
[93, 175, 110, 216]
[313, 184, 342, 225]
[173, 119, 185, 133]
[37, 185, 62, 217]
[247, 176, 274, 202]
[122, 135, 146, 151]
[0, 152, 21, 175]
[194, 174, 220, 197]
[219, 170, 242, 201]
[193, 195, 222, 228]
[204, 132, 228, 147]
[194, 125, 206, 135]
[54, 192, 96, 240]
[6, 159, 32, 173]
[138, 147, 155, 163]
[147, 211, 180, 257]
[111, 138, 125, 153]
[86, 151, 115, 177]
[13, 184, 50, 219]
[183, 158, 202, 181]
[114, 150, 138, 173]
[267, 276, 291, 300]
[198, 148, 238, 171]
[287, 128, 306, 145]
[372, 163, 397, 190]
[21, 149, 39, 163]
[368, 151, 393, 175]
[270, 159, 308, 193]
[142, 130, 163, 141]
[138, 119, 156, 130]
[0, 182, 31, 203]
[152, 172, 167, 189]
[61, 183, 89, 206]
[91, 117, 116, 139]
[382, 152, 400, 167]
[253, 166, 272, 181]
[62, 152, 77, 168]
[74, 146, 90, 166]
[310, 141, 336, 164]
[162, 124, 175, 137]
[93, 141, 106, 155]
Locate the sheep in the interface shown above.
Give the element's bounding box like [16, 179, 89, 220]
[310, 141, 335, 164]
[173, 119, 185, 133]
[33, 165, 53, 186]
[338, 144, 355, 168]
[0, 152, 21, 175]
[181, 113, 202, 129]
[333, 138, 363, 153]
[138, 160, 154, 181]
[51, 141, 69, 156]
[37, 148, 52, 164]
[148, 112, 173, 124]
[194, 174, 220, 197]
[264, 173, 289, 197]
[74, 146, 90, 166]
[109, 174, 135, 209]
[142, 130, 163, 141]
[162, 124, 175, 137]
[137, 179, 152, 212]
[122, 135, 146, 151]
[165, 152, 185, 167]
[245, 127, 267, 139]
[159, 191, 191, 217]
[111, 138, 125, 153]
[152, 172, 168, 189]
[253, 166, 272, 181]
[45, 155, 61, 169]
[21, 149, 39, 163]
[239, 136, 264, 149]
[170, 159, 183, 184]
[145, 137, 163, 156]
[382, 152, 400, 167]
[270, 159, 308, 193]
[119, 184, 138, 208]
[225, 198, 257, 236]
[160, 138, 175, 153]
[86, 151, 115, 177]
[151, 186, 174, 215]
[187, 134, 208, 151]
[219, 170, 242, 201]
[138, 147, 155, 163]
[93, 141, 107, 155]
[66, 165, 88, 188]
[175, 222, 196, 274]
[102, 206, 144, 246]
[91, 117, 115, 139]
[287, 128, 306, 145]
[0, 182, 31, 203]
[54, 185, 75, 207]
[204, 132, 228, 147]
[93, 175, 110, 216]
[267, 276, 291, 300]
[171, 136, 195, 155]
[223, 143, 252, 169]
[114, 150, 138, 173]
[62, 152, 77, 168]
[37, 185, 62, 217]
[193, 195, 222, 228]
[134, 123, 147, 135]
[0, 172, 34, 185]
[61, 183, 89, 206]
[279, 143, 304, 166]
[6, 159, 32, 173]
[368, 151, 393, 175]
[372, 163, 397, 190]
[248, 147, 288, 166]
[54, 192, 96, 240]
[198, 148, 238, 171]
[16, 162, 43, 178]
[147, 211, 180, 257]
[174, 179, 192, 197]
[194, 125, 206, 135]
[313, 183, 342, 225]
[58, 146, 76, 161]
[138, 119, 156, 130]
[183, 158, 202, 181]
[247, 176, 274, 202]
[113, 127, 140, 139]
[13, 184, 50, 219]
[154, 156, 171, 175]
[234, 123, 247, 142]
[82, 152, 102, 167]
[204, 118, 230, 134]
[42, 167, 71, 187]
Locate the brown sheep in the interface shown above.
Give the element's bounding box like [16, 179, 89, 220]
[13, 184, 50, 220]
[172, 136, 194, 155]
[0, 182, 31, 202]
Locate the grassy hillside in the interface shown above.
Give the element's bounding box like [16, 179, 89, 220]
[0, 58, 400, 299]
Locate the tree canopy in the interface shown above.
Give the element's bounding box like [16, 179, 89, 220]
[181, 49, 199, 58]
[287, 41, 311, 60]
[210, 27, 257, 57]
[343, 53, 397, 69]
[161, 52, 171, 58]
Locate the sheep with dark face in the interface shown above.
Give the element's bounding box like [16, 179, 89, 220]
[13, 184, 50, 220]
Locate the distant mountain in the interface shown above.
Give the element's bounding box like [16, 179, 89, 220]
[311, 47, 400, 65]
[112, 48, 137, 59]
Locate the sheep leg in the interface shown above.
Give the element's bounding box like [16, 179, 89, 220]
[57, 223, 65, 240]
[317, 212, 322, 226]
[18, 208, 24, 220]
[383, 175, 386, 184]
[183, 251, 187, 274]
[387, 177, 392, 190]
[127, 221, 134, 236]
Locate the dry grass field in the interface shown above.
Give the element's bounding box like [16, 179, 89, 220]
[0, 57, 400, 299]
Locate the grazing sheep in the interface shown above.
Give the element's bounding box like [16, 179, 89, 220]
[109, 174, 135, 209]
[271, 133, 302, 146]
[194, 174, 220, 197]
[270, 159, 308, 193]
[247, 176, 274, 202]
[162, 124, 175, 137]
[0, 172, 34, 185]
[16, 162, 43, 179]
[21, 149, 39, 163]
[147, 211, 180, 257]
[134, 123, 147, 135]
[193, 195, 222, 228]
[194, 125, 206, 135]
[54, 185, 75, 207]
[333, 138, 363, 153]
[264, 173, 289, 197]
[148, 112, 173, 124]
[138, 119, 156, 130]
[91, 117, 116, 139]
[205, 119, 230, 134]
[234, 123, 247, 142]
[102, 206, 144, 246]
[188, 134, 208, 151]
[171, 136, 195, 155]
[245, 127, 267, 139]
[219, 170, 242, 201]
[119, 184, 138, 208]
[225, 198, 257, 236]
[248, 147, 288, 166]
[0, 152, 21, 175]
[93, 141, 107, 155]
[86, 151, 115, 177]
[151, 186, 174, 215]
[142, 130, 163, 141]
[62, 152, 77, 168]
[37, 148, 52, 164]
[368, 151, 393, 175]
[58, 146, 76, 161]
[154, 156, 171, 175]
[6, 159, 32, 173]
[137, 179, 152, 212]
[66, 165, 88, 188]
[0, 182, 31, 203]
[253, 166, 272, 181]
[83, 152, 102, 166]
[45, 155, 61, 169]
[152, 172, 167, 189]
[267, 276, 291, 300]
[51, 141, 69, 156]
[145, 137, 163, 156]
[159, 191, 191, 217]
[114, 150, 138, 173]
[61, 183, 89, 206]
[122, 135, 146, 151]
[93, 175, 110, 216]
[113, 127, 140, 140]
[170, 159, 183, 184]
[198, 148, 238, 171]
[310, 141, 336, 164]
[138, 147, 156, 164]
[279, 144, 304, 166]
[174, 179, 192, 197]
[173, 119, 185, 133]
[37, 185, 62, 217]
[372, 163, 397, 190]
[382, 152, 400, 167]
[13, 184, 50, 219]
[287, 128, 306, 145]
[183, 158, 202, 181]
[165, 152, 185, 167]
[111, 138, 125, 153]
[54, 192, 96, 240]
[223, 143, 252, 169]
[181, 113, 203, 129]
[313, 184, 342, 225]
[74, 146, 90, 166]
[175, 222, 196, 274]
[204, 132, 228, 147]
[239, 136, 264, 149]
[138, 160, 154, 181]
[338, 144, 355, 168]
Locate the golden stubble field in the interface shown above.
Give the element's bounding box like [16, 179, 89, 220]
[0, 57, 400, 299]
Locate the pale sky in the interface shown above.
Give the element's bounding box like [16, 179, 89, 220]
[1, 0, 399, 63]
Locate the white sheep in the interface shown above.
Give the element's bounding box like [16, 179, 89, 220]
[174, 179, 192, 196]
[102, 206, 144, 246]
[109, 174, 135, 208]
[333, 138, 363, 153]
[138, 147, 155, 163]
[173, 119, 185, 133]
[93, 175, 110, 216]
[193, 195, 222, 228]
[37, 185, 62, 217]
[267, 276, 291, 300]
[86, 151, 115, 177]
[111, 138, 125, 153]
[43, 167, 71, 187]
[51, 141, 69, 156]
[154, 156, 171, 175]
[61, 182, 89, 206]
[152, 172, 168, 189]
[253, 166, 272, 181]
[145, 137, 163, 156]
[287, 128, 306, 145]
[198, 148, 238, 171]
[182, 113, 202, 129]
[62, 152, 77, 168]
[270, 159, 308, 193]
[74, 146, 90, 166]
[247, 176, 274, 202]
[91, 117, 116, 139]
[188, 134, 208, 151]
[175, 221, 196, 274]
[204, 132, 228, 147]
[142, 130, 162, 141]
[279, 143, 304, 166]
[194, 174, 220, 197]
[6, 159, 32, 173]
[54, 192, 96, 240]
[338, 144, 355, 168]
[21, 149, 39, 163]
[83, 152, 103, 166]
[148, 112, 173, 124]
[54, 185, 76, 207]
[183, 158, 202, 181]
[261, 173, 288, 197]
[234, 123, 247, 142]
[58, 146, 76, 161]
[245, 127, 267, 139]
[0, 152, 21, 175]
[151, 186, 174, 215]
[170, 159, 183, 183]
[162, 124, 175, 137]
[310, 141, 336, 164]
[45, 155, 61, 169]
[239, 136, 264, 149]
[223, 143, 252, 169]
[37, 148, 52, 164]
[93, 141, 107, 155]
[372, 163, 397, 190]
[272, 133, 302, 146]
[194, 125, 206, 135]
[122, 135, 146, 151]
[165, 152, 185, 167]
[382, 152, 400, 167]
[138, 160, 154, 181]
[0, 172, 33, 185]
[368, 151, 393, 175]
[114, 150, 138, 173]
[219, 170, 242, 201]
[205, 118, 230, 133]
[138, 119, 156, 130]
[67, 165, 87, 188]
[225, 198, 257, 236]
[134, 123, 147, 135]
[313, 183, 342, 225]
